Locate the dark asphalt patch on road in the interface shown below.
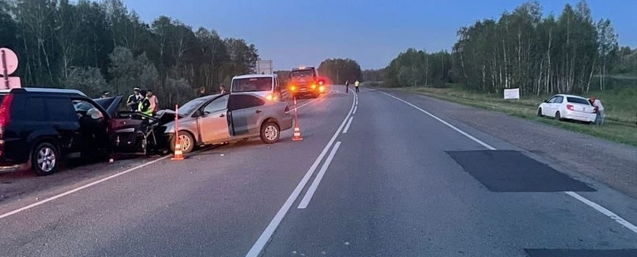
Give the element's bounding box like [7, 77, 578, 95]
[446, 150, 595, 192]
[525, 249, 637, 257]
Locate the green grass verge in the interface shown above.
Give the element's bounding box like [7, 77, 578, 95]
[395, 86, 637, 147]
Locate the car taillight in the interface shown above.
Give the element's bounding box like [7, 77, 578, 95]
[566, 104, 574, 111]
[289, 85, 296, 91]
[319, 80, 324, 85]
[0, 94, 13, 129]
[312, 84, 317, 89]
[319, 86, 325, 92]
[0, 94, 12, 156]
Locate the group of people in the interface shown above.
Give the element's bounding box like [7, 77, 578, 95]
[588, 96, 605, 125]
[126, 88, 159, 117]
[344, 80, 360, 93]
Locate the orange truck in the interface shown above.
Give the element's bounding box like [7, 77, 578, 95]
[287, 66, 325, 98]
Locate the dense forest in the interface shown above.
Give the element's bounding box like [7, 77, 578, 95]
[0, 0, 259, 108]
[382, 0, 637, 95]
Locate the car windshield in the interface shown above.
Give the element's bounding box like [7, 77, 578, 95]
[178, 98, 208, 115]
[231, 77, 273, 92]
[567, 97, 591, 105]
[290, 70, 314, 78]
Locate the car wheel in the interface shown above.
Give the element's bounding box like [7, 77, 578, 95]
[537, 108, 543, 117]
[555, 111, 562, 121]
[31, 142, 60, 176]
[170, 131, 195, 154]
[260, 121, 280, 144]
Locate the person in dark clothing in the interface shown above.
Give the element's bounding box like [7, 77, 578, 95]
[127, 87, 143, 112]
[199, 86, 207, 97]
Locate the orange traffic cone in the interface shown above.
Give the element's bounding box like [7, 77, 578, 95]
[292, 125, 303, 141]
[171, 141, 184, 161]
[292, 97, 303, 141]
[171, 104, 185, 160]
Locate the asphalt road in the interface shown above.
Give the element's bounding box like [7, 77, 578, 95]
[1, 86, 637, 257]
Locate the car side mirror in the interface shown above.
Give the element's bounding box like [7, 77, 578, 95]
[543, 100, 549, 103]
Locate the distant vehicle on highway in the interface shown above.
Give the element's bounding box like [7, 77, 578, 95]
[288, 66, 325, 98]
[231, 74, 285, 102]
[160, 92, 293, 154]
[537, 94, 597, 123]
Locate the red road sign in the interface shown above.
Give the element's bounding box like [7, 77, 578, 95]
[0, 48, 19, 76]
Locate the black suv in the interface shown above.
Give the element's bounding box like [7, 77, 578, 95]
[0, 88, 120, 175]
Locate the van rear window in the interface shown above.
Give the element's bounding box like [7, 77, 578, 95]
[231, 77, 273, 92]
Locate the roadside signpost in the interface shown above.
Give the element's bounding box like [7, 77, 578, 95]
[0, 47, 21, 89]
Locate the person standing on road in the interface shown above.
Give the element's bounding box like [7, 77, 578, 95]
[219, 84, 228, 94]
[147, 90, 159, 115]
[127, 87, 143, 112]
[354, 80, 360, 93]
[590, 96, 605, 125]
[345, 80, 349, 93]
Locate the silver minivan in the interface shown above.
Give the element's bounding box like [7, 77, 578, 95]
[162, 92, 293, 154]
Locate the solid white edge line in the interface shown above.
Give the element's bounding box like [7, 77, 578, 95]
[381, 90, 637, 235]
[380, 91, 496, 150]
[353, 105, 358, 115]
[566, 191, 637, 234]
[297, 141, 342, 209]
[245, 90, 356, 257]
[342, 117, 354, 134]
[0, 155, 171, 220]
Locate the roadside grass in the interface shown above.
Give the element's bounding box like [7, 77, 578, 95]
[394, 85, 637, 147]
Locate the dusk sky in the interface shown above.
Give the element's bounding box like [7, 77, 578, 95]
[122, 0, 637, 70]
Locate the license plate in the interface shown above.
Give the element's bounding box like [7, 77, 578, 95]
[300, 88, 306, 91]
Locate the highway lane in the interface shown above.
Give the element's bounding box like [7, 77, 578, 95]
[260, 87, 637, 257]
[0, 90, 354, 256]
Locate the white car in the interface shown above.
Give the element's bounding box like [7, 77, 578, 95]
[537, 94, 597, 123]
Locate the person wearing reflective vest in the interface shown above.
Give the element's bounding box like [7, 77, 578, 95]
[137, 90, 153, 119]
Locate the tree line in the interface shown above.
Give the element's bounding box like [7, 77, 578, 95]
[0, 0, 259, 108]
[382, 0, 637, 95]
[318, 58, 362, 85]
